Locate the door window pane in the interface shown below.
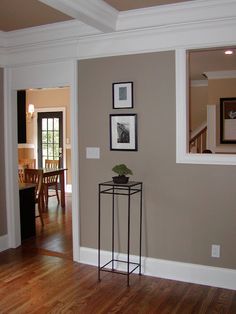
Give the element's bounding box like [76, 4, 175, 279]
[54, 131, 59, 144]
[48, 118, 53, 131]
[48, 131, 53, 143]
[42, 144, 47, 156]
[42, 131, 47, 143]
[42, 118, 47, 131]
[48, 144, 53, 157]
[54, 144, 59, 158]
[54, 118, 59, 131]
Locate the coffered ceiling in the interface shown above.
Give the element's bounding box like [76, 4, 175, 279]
[0, 0, 195, 32]
[0, 0, 235, 80]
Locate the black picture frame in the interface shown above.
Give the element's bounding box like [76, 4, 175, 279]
[110, 114, 137, 151]
[220, 97, 236, 143]
[112, 81, 133, 109]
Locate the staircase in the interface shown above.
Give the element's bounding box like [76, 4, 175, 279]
[189, 122, 207, 153]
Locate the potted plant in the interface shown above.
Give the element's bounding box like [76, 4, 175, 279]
[112, 164, 133, 184]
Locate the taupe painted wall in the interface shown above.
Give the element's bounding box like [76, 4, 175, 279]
[0, 68, 7, 236]
[78, 52, 236, 269]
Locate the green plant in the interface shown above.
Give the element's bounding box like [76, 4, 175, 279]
[112, 164, 133, 176]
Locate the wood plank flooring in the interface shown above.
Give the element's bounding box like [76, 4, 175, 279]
[0, 195, 235, 313]
[21, 194, 73, 260]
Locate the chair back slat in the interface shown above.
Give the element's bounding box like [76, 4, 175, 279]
[24, 169, 43, 199]
[18, 169, 25, 183]
[45, 159, 59, 169]
[24, 168, 44, 226]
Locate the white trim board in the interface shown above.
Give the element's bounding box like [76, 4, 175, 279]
[79, 247, 236, 291]
[18, 143, 35, 149]
[176, 48, 236, 165]
[0, 235, 9, 252]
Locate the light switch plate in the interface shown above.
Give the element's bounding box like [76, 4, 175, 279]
[86, 147, 100, 159]
[211, 244, 220, 258]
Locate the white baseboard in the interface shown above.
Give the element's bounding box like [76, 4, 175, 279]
[79, 247, 236, 290]
[0, 234, 9, 252]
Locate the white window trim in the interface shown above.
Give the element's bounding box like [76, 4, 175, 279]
[176, 48, 236, 166]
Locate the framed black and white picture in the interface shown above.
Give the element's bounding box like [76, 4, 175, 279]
[110, 114, 137, 151]
[112, 82, 133, 109]
[220, 98, 236, 143]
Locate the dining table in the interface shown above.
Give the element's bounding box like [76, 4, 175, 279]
[19, 182, 36, 240]
[42, 168, 67, 208]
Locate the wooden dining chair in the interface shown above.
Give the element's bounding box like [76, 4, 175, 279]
[44, 159, 60, 208]
[24, 169, 44, 226]
[45, 159, 59, 169]
[19, 158, 36, 169]
[18, 168, 25, 183]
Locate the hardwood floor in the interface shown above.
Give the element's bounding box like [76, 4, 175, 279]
[21, 194, 73, 259]
[0, 195, 235, 313]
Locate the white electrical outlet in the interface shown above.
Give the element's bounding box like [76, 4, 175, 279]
[211, 244, 220, 258]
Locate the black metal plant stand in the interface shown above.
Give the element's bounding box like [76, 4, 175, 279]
[98, 181, 143, 286]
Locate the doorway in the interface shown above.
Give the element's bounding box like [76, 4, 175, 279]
[38, 111, 63, 168]
[17, 87, 73, 259]
[5, 60, 80, 262]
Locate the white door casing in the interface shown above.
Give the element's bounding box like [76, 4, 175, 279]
[4, 60, 80, 261]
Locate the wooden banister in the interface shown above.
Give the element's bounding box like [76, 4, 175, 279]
[189, 126, 207, 153]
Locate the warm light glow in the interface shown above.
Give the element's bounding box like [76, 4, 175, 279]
[224, 50, 233, 55]
[28, 104, 34, 118]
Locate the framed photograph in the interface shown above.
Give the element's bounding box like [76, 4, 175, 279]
[220, 98, 236, 143]
[112, 81, 133, 109]
[110, 114, 137, 151]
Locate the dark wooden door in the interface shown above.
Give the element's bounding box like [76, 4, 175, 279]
[37, 112, 63, 168]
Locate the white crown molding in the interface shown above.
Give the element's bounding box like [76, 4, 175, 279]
[5, 20, 99, 48]
[204, 70, 236, 79]
[78, 18, 236, 60]
[0, 1, 235, 66]
[79, 247, 236, 290]
[4, 18, 236, 67]
[39, 0, 118, 32]
[0, 31, 7, 48]
[1, 0, 236, 50]
[117, 0, 236, 31]
[191, 80, 208, 87]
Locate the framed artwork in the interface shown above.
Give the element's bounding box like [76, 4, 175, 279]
[220, 98, 236, 143]
[110, 114, 137, 151]
[112, 81, 133, 109]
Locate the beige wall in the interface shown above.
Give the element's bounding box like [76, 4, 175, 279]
[78, 52, 236, 269]
[25, 88, 71, 183]
[190, 86, 208, 131]
[0, 68, 7, 236]
[208, 78, 236, 148]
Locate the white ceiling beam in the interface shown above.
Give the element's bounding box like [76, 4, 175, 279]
[39, 0, 118, 32]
